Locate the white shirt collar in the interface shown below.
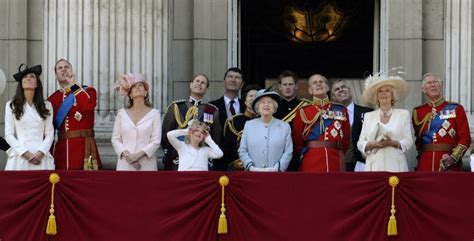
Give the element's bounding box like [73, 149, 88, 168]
[224, 95, 238, 105]
[223, 95, 240, 115]
[347, 102, 355, 126]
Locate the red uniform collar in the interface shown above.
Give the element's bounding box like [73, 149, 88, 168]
[312, 97, 330, 107]
[427, 98, 445, 108]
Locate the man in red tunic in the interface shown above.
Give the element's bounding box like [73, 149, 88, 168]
[292, 74, 350, 172]
[48, 59, 101, 170]
[412, 73, 470, 171]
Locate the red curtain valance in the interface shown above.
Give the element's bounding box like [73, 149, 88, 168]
[0, 171, 472, 241]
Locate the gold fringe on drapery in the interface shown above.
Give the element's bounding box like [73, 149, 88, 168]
[46, 173, 60, 235]
[218, 175, 229, 234]
[387, 176, 399, 236]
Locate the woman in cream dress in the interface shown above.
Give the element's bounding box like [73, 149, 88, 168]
[357, 75, 413, 172]
[112, 73, 161, 171]
[4, 64, 55, 170]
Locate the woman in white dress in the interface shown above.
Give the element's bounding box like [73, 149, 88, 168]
[112, 73, 162, 171]
[4, 64, 55, 170]
[167, 120, 223, 171]
[357, 75, 414, 172]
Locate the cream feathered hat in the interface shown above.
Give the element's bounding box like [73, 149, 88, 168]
[362, 73, 409, 106]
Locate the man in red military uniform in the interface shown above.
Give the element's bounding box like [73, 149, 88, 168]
[292, 74, 350, 172]
[412, 73, 470, 171]
[48, 59, 101, 170]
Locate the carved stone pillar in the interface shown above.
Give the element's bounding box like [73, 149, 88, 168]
[445, 0, 472, 129]
[43, 0, 169, 167]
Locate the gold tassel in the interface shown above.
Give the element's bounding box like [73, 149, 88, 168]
[46, 173, 60, 235]
[387, 176, 399, 236]
[218, 175, 230, 234]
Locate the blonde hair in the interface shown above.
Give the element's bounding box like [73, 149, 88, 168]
[184, 120, 210, 147]
[372, 85, 400, 107]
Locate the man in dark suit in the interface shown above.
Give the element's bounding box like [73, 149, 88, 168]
[210, 67, 245, 129]
[330, 79, 373, 171]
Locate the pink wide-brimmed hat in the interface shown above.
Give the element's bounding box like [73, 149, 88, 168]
[115, 73, 149, 96]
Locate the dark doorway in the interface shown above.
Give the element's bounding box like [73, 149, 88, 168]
[241, 0, 375, 85]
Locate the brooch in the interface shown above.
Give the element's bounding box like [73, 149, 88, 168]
[74, 111, 83, 121]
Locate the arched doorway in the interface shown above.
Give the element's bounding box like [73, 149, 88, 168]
[237, 0, 377, 88]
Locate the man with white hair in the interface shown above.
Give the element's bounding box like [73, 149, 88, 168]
[292, 74, 350, 172]
[412, 73, 471, 171]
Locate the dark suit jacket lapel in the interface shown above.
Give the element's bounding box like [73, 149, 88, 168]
[238, 98, 245, 113]
[210, 97, 227, 128]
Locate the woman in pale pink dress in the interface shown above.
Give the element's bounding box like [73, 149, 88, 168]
[111, 73, 162, 171]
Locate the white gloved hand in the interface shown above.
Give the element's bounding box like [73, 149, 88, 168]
[248, 166, 263, 172]
[263, 167, 278, 172]
[249, 166, 278, 172]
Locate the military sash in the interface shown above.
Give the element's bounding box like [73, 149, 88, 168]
[422, 103, 458, 144]
[282, 100, 309, 123]
[54, 85, 87, 130]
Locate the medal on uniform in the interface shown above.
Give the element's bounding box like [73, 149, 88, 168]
[438, 128, 447, 137]
[322, 110, 328, 119]
[442, 120, 450, 129]
[449, 128, 456, 137]
[440, 109, 456, 119]
[74, 111, 83, 121]
[203, 113, 213, 124]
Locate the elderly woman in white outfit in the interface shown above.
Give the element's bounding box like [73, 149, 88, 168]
[112, 73, 162, 171]
[167, 120, 223, 171]
[239, 89, 293, 172]
[357, 75, 414, 172]
[4, 64, 55, 170]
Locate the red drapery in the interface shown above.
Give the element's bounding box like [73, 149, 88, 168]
[0, 171, 473, 241]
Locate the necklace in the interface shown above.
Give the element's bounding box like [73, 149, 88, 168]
[380, 109, 393, 118]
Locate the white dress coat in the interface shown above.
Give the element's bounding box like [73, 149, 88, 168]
[111, 108, 162, 171]
[167, 129, 223, 171]
[4, 101, 55, 170]
[357, 109, 413, 172]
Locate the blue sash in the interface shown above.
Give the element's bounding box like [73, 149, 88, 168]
[307, 116, 335, 141]
[422, 103, 457, 144]
[54, 86, 87, 129]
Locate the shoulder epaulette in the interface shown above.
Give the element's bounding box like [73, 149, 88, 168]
[51, 89, 61, 95]
[172, 99, 186, 104]
[205, 102, 219, 110]
[413, 104, 425, 110]
[165, 99, 186, 110]
[447, 101, 460, 106]
[281, 100, 308, 123]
